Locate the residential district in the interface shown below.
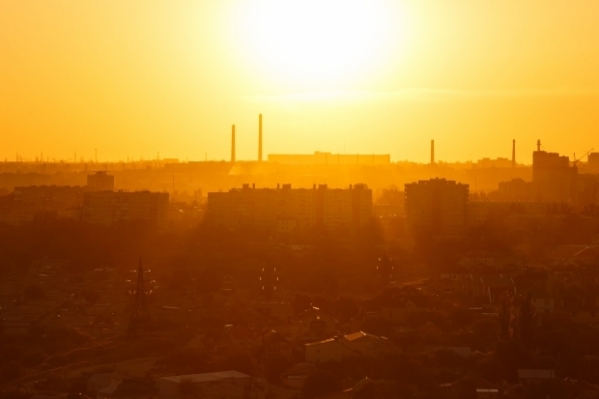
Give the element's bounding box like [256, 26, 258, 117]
[1, 143, 599, 399]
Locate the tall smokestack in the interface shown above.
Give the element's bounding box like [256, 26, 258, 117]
[512, 139, 516, 167]
[258, 114, 263, 162]
[430, 140, 435, 165]
[537, 139, 541, 152]
[231, 125, 236, 163]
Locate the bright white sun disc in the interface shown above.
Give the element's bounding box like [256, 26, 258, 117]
[233, 0, 406, 89]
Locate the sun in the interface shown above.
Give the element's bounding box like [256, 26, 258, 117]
[232, 0, 405, 90]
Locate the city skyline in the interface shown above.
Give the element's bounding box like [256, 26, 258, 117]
[2, 1, 599, 163]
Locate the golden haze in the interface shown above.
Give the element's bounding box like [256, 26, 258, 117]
[1, 0, 599, 163]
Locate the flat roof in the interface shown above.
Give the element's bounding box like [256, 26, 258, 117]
[160, 370, 250, 384]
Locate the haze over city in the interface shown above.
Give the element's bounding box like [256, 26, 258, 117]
[2, 1, 599, 163]
[2, 2, 599, 399]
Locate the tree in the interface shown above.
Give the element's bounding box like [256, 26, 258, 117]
[81, 289, 100, 305]
[360, 316, 394, 337]
[473, 318, 498, 347]
[498, 291, 515, 341]
[264, 354, 291, 384]
[23, 284, 45, 301]
[301, 370, 343, 399]
[0, 361, 22, 383]
[518, 293, 537, 349]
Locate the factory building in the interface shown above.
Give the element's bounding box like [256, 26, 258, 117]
[207, 184, 372, 232]
[268, 152, 390, 165]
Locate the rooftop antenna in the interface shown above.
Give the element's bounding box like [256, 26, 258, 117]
[127, 259, 151, 337]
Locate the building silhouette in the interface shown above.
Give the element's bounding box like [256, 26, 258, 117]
[532, 150, 577, 203]
[87, 171, 115, 192]
[207, 184, 372, 232]
[589, 152, 599, 174]
[83, 191, 169, 228]
[405, 178, 469, 238]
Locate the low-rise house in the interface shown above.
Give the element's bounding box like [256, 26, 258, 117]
[157, 371, 250, 399]
[305, 331, 398, 363]
[229, 327, 258, 350]
[518, 369, 556, 384]
[256, 330, 298, 361]
[342, 331, 398, 358]
[563, 378, 599, 399]
[293, 307, 338, 340]
[314, 377, 398, 399]
[96, 378, 155, 399]
[281, 363, 315, 389]
[251, 301, 294, 323]
[379, 300, 419, 324]
[427, 346, 473, 358]
[305, 338, 353, 364]
[88, 372, 126, 397]
[438, 374, 501, 399]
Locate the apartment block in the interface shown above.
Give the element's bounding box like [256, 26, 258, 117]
[207, 184, 372, 232]
[83, 191, 169, 229]
[405, 178, 469, 238]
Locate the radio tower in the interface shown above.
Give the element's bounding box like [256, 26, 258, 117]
[128, 259, 151, 337]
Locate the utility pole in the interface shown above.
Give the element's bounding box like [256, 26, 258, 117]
[127, 259, 151, 337]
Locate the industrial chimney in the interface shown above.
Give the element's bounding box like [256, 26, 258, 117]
[231, 125, 236, 163]
[512, 139, 516, 167]
[258, 114, 263, 162]
[430, 140, 435, 165]
[537, 139, 541, 152]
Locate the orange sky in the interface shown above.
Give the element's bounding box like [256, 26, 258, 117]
[1, 0, 599, 164]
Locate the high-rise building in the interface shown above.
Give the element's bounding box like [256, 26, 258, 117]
[83, 191, 169, 229]
[496, 178, 534, 202]
[589, 152, 599, 174]
[87, 171, 114, 192]
[0, 185, 85, 225]
[577, 174, 599, 209]
[206, 184, 372, 232]
[405, 178, 468, 238]
[532, 150, 577, 203]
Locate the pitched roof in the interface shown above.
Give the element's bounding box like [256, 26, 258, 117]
[344, 331, 384, 342]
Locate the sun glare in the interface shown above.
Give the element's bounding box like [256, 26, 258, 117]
[234, 0, 405, 90]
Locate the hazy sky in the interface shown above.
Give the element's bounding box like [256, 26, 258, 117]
[1, 0, 599, 163]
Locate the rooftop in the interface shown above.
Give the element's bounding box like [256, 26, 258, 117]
[160, 370, 250, 384]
